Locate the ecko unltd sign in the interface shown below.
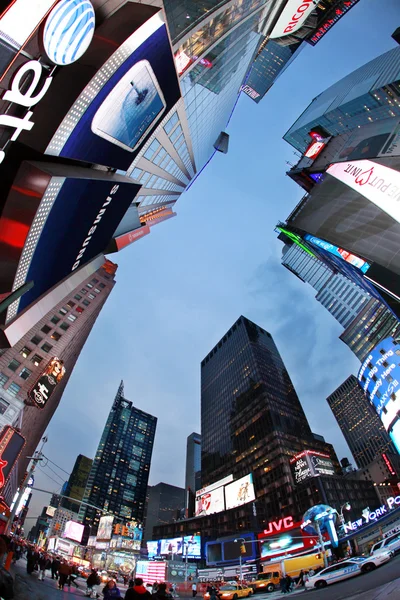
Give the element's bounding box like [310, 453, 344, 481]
[270, 0, 316, 39]
[327, 159, 400, 224]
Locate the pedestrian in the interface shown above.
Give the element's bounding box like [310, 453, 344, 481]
[152, 582, 172, 600]
[209, 586, 219, 600]
[26, 545, 38, 575]
[58, 560, 72, 590]
[0, 538, 13, 600]
[124, 577, 152, 600]
[296, 570, 304, 588]
[192, 582, 197, 598]
[69, 563, 80, 588]
[285, 575, 292, 593]
[103, 579, 122, 599]
[51, 555, 60, 580]
[38, 553, 51, 581]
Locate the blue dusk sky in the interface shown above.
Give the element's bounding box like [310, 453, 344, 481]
[28, 0, 399, 521]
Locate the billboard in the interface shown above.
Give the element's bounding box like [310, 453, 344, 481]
[183, 535, 201, 559]
[47, 537, 56, 551]
[290, 450, 335, 485]
[224, 474, 255, 511]
[160, 537, 183, 555]
[195, 474, 233, 498]
[0, 426, 25, 491]
[37, 9, 181, 171]
[304, 234, 370, 273]
[0, 162, 140, 321]
[46, 505, 56, 517]
[147, 541, 159, 557]
[327, 160, 400, 224]
[63, 520, 85, 543]
[55, 537, 74, 556]
[270, 0, 316, 39]
[330, 118, 400, 164]
[97, 515, 114, 540]
[195, 485, 225, 516]
[358, 336, 400, 452]
[27, 357, 66, 409]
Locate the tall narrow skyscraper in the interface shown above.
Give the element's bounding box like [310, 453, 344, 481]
[327, 375, 398, 469]
[79, 382, 157, 531]
[185, 432, 201, 515]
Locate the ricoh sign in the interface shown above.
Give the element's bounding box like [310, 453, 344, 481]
[270, 0, 316, 39]
[0, 0, 95, 164]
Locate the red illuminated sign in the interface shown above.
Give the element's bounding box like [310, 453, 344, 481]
[382, 453, 396, 476]
[0, 426, 25, 491]
[263, 516, 296, 535]
[115, 225, 151, 251]
[307, 0, 360, 46]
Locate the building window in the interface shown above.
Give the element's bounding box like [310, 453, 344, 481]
[8, 359, 21, 372]
[41, 324, 52, 334]
[82, 299, 90, 307]
[94, 288, 100, 294]
[59, 307, 68, 315]
[31, 354, 43, 366]
[87, 283, 93, 289]
[0, 373, 9, 387]
[41, 342, 53, 353]
[88, 294, 95, 300]
[80, 289, 87, 295]
[0, 398, 9, 415]
[19, 367, 32, 380]
[60, 323, 70, 331]
[51, 315, 60, 325]
[76, 306, 84, 314]
[20, 346, 31, 358]
[51, 331, 61, 341]
[66, 301, 75, 309]
[74, 294, 82, 301]
[31, 335, 42, 345]
[8, 382, 21, 397]
[91, 278, 99, 284]
[67, 314, 77, 322]
[99, 283, 105, 289]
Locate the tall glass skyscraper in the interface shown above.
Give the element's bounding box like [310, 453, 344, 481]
[327, 375, 397, 469]
[79, 382, 157, 531]
[185, 432, 201, 515]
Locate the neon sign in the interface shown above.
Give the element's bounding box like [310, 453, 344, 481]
[264, 516, 295, 535]
[308, 0, 360, 46]
[277, 227, 315, 257]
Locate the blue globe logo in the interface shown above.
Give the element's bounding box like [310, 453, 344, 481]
[43, 0, 95, 66]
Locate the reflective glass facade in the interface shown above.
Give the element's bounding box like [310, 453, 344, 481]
[327, 375, 397, 469]
[79, 382, 157, 530]
[284, 47, 400, 152]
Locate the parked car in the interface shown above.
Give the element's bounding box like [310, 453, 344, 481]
[370, 531, 400, 556]
[305, 553, 391, 590]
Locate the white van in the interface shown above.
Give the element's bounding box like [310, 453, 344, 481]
[370, 531, 400, 556]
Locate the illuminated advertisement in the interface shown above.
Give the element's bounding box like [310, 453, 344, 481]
[136, 560, 166, 584]
[63, 520, 85, 543]
[0, 426, 25, 491]
[260, 523, 310, 559]
[147, 541, 159, 558]
[160, 537, 183, 555]
[56, 538, 74, 556]
[47, 537, 56, 551]
[195, 485, 225, 516]
[224, 474, 256, 510]
[0, 162, 140, 321]
[332, 118, 400, 164]
[205, 533, 256, 566]
[114, 226, 151, 252]
[327, 160, 400, 225]
[358, 336, 400, 452]
[87, 536, 97, 547]
[307, 0, 361, 45]
[291, 450, 335, 484]
[270, 0, 316, 39]
[304, 234, 370, 273]
[37, 9, 181, 171]
[27, 357, 66, 409]
[97, 515, 114, 540]
[183, 535, 201, 559]
[46, 506, 56, 517]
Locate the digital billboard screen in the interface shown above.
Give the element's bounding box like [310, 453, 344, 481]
[97, 515, 114, 540]
[260, 528, 305, 559]
[46, 506, 56, 517]
[0, 161, 140, 321]
[195, 485, 225, 516]
[304, 234, 370, 273]
[224, 474, 255, 511]
[0, 426, 25, 491]
[290, 450, 335, 484]
[147, 541, 159, 557]
[63, 520, 85, 543]
[330, 118, 400, 164]
[183, 535, 201, 559]
[358, 336, 400, 453]
[160, 538, 183, 555]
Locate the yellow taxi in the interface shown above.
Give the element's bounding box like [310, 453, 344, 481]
[204, 583, 253, 600]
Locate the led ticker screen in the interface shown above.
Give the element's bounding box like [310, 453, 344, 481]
[304, 235, 370, 273]
[358, 336, 400, 453]
[224, 474, 256, 510]
[307, 0, 360, 45]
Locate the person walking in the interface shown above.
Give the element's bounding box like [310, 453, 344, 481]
[124, 577, 152, 600]
[285, 575, 293, 593]
[103, 579, 122, 599]
[296, 570, 305, 588]
[51, 556, 60, 580]
[68, 563, 80, 589]
[38, 553, 51, 581]
[26, 546, 38, 575]
[192, 582, 197, 598]
[58, 560, 72, 590]
[151, 582, 172, 600]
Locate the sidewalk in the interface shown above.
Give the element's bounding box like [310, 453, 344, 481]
[11, 559, 88, 600]
[346, 577, 400, 600]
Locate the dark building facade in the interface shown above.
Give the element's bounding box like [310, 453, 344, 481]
[61, 454, 93, 513]
[327, 375, 397, 469]
[145, 482, 185, 541]
[79, 382, 157, 532]
[185, 432, 201, 516]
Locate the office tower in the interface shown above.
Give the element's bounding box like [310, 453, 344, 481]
[61, 454, 93, 513]
[327, 375, 397, 469]
[145, 483, 185, 540]
[284, 46, 400, 152]
[185, 432, 201, 515]
[48, 506, 79, 538]
[79, 382, 157, 531]
[0, 260, 117, 507]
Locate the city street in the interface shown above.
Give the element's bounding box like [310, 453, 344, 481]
[257, 554, 400, 600]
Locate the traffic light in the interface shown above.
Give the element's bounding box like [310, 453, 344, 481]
[240, 544, 246, 555]
[114, 524, 122, 535]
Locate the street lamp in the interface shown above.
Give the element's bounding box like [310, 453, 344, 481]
[234, 538, 246, 583]
[339, 502, 351, 525]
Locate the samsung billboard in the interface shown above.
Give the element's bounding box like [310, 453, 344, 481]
[358, 336, 400, 453]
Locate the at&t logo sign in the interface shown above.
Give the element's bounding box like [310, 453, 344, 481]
[0, 0, 95, 164]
